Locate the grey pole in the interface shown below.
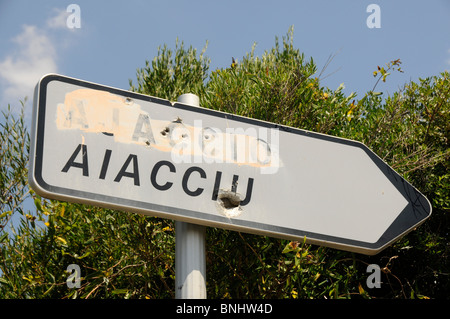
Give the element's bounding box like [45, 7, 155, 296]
[175, 93, 207, 299]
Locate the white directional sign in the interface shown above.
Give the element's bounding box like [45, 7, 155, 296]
[29, 74, 432, 255]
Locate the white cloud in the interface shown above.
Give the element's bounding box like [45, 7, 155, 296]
[0, 7, 76, 109]
[46, 8, 70, 30]
[0, 25, 57, 103]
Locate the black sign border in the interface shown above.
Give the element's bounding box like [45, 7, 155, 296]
[29, 74, 432, 255]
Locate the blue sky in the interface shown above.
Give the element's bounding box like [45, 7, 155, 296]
[1, 0, 449, 122]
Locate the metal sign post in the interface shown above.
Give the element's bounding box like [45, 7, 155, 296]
[174, 94, 206, 299]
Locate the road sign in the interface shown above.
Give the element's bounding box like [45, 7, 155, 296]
[29, 74, 432, 255]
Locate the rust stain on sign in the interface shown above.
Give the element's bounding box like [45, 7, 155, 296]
[55, 88, 280, 169]
[55, 89, 171, 151]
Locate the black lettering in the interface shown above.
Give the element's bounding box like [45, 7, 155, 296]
[99, 149, 112, 179]
[211, 171, 222, 201]
[151, 160, 176, 191]
[231, 175, 239, 193]
[182, 167, 206, 197]
[240, 178, 254, 206]
[211, 172, 254, 206]
[114, 154, 140, 186]
[62, 144, 89, 176]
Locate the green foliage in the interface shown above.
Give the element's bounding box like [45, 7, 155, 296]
[129, 38, 210, 101]
[2, 195, 175, 299]
[1, 28, 448, 299]
[203, 29, 356, 135]
[0, 102, 29, 231]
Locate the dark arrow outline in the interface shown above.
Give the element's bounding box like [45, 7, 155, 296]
[29, 74, 432, 255]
